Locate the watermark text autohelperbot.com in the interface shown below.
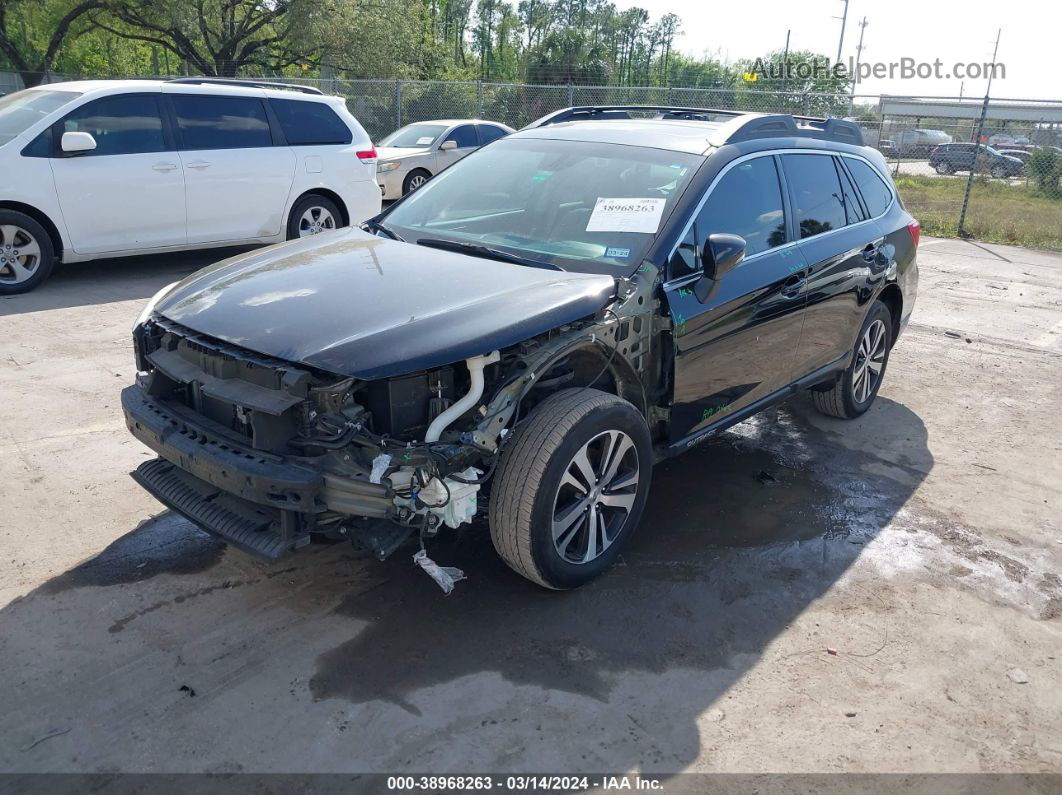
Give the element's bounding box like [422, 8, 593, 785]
[742, 57, 1006, 83]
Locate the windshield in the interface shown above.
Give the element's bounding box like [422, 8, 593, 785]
[382, 137, 701, 274]
[379, 123, 449, 148]
[0, 89, 80, 146]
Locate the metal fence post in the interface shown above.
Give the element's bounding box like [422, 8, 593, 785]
[477, 80, 484, 117]
[394, 79, 403, 131]
[567, 83, 574, 107]
[957, 94, 991, 238]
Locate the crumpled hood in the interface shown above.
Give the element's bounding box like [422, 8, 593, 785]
[155, 227, 616, 379]
[376, 146, 430, 160]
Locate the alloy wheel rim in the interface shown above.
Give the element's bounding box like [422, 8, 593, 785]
[298, 207, 336, 237]
[409, 175, 427, 190]
[551, 430, 639, 565]
[0, 224, 41, 284]
[852, 318, 887, 403]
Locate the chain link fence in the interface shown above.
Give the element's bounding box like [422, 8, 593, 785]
[7, 71, 1062, 250]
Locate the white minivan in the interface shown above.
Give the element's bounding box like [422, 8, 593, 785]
[0, 78, 382, 294]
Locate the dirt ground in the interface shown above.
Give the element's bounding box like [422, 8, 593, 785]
[0, 236, 1060, 777]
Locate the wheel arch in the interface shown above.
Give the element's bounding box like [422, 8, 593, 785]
[876, 283, 903, 344]
[0, 201, 64, 260]
[289, 189, 349, 227]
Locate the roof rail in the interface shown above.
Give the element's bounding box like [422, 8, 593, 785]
[166, 77, 324, 96]
[523, 104, 865, 147]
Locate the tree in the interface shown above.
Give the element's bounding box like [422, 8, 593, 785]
[0, 0, 101, 86]
[96, 0, 318, 76]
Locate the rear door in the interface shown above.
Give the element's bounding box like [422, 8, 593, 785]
[666, 154, 808, 442]
[167, 91, 296, 243]
[49, 92, 186, 254]
[784, 152, 885, 380]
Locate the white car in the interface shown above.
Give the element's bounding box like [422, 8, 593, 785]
[0, 78, 382, 294]
[375, 119, 513, 199]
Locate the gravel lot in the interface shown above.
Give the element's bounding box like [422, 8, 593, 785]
[1, 237, 1060, 776]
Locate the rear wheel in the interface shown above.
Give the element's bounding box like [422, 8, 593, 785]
[813, 300, 893, 419]
[0, 211, 56, 295]
[934, 161, 953, 175]
[287, 194, 342, 240]
[489, 389, 652, 589]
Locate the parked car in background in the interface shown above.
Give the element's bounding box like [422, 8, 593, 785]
[123, 104, 918, 590]
[997, 148, 1032, 172]
[375, 119, 514, 198]
[0, 78, 382, 294]
[929, 143, 1025, 177]
[877, 139, 897, 157]
[895, 128, 952, 157]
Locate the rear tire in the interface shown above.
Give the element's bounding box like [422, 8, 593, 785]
[813, 300, 893, 420]
[489, 389, 652, 589]
[934, 162, 953, 175]
[287, 194, 342, 240]
[0, 211, 56, 295]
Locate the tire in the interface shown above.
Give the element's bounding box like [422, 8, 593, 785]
[812, 300, 893, 420]
[990, 165, 1006, 179]
[286, 194, 343, 240]
[402, 169, 431, 195]
[0, 211, 56, 295]
[489, 388, 653, 589]
[934, 162, 952, 175]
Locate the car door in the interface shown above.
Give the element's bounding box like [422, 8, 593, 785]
[166, 91, 296, 244]
[476, 123, 509, 147]
[783, 152, 885, 380]
[48, 92, 186, 255]
[665, 153, 809, 443]
[434, 123, 479, 172]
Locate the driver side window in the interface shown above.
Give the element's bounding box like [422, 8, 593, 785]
[445, 124, 478, 149]
[670, 156, 787, 278]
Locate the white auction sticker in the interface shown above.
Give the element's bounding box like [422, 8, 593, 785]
[585, 197, 666, 234]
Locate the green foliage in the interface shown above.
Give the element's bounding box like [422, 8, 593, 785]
[1028, 147, 1061, 198]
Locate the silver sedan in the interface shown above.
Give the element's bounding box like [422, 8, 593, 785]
[376, 119, 514, 199]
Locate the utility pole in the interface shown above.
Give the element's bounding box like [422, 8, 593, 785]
[958, 28, 1002, 238]
[834, 0, 850, 64]
[848, 17, 867, 116]
[782, 29, 790, 96]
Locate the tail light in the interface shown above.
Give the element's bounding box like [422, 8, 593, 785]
[907, 220, 921, 248]
[356, 147, 378, 164]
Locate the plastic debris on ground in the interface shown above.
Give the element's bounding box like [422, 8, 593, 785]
[413, 549, 466, 594]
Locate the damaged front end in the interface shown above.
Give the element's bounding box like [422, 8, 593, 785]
[124, 279, 659, 572]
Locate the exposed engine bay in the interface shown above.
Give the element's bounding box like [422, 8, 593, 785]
[124, 272, 663, 566]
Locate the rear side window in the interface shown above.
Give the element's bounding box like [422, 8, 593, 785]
[782, 153, 848, 239]
[845, 159, 893, 217]
[271, 99, 352, 146]
[171, 94, 272, 150]
[478, 124, 508, 144]
[58, 94, 166, 156]
[835, 158, 867, 224]
[696, 156, 787, 257]
[445, 124, 478, 148]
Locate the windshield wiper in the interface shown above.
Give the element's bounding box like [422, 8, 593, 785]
[415, 237, 561, 270]
[364, 217, 403, 241]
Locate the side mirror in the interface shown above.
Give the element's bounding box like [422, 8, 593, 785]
[61, 131, 97, 154]
[440, 139, 458, 151]
[700, 233, 746, 280]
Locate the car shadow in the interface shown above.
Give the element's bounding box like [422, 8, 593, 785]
[0, 396, 932, 773]
[0, 246, 255, 317]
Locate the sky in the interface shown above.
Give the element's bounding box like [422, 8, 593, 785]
[621, 0, 1059, 100]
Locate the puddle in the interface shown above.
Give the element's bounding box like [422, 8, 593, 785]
[309, 403, 926, 710]
[43, 511, 225, 593]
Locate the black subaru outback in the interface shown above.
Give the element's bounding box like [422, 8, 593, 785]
[123, 105, 920, 590]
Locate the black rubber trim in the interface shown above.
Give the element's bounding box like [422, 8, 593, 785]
[132, 458, 298, 560]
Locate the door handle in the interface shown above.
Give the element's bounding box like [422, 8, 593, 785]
[152, 162, 178, 172]
[185, 161, 211, 170]
[780, 273, 806, 298]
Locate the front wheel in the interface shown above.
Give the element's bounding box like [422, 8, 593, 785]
[990, 165, 1007, 179]
[402, 169, 431, 195]
[812, 300, 893, 419]
[489, 389, 653, 589]
[934, 162, 953, 175]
